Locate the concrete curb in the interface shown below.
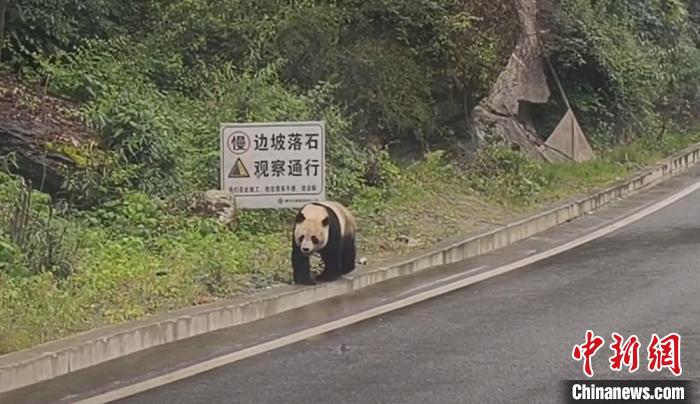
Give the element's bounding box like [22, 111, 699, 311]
[2, 144, 700, 393]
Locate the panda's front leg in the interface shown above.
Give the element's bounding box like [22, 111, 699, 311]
[292, 244, 316, 285]
[316, 247, 343, 282]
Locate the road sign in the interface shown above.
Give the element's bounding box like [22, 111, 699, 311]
[228, 158, 250, 178]
[220, 121, 326, 209]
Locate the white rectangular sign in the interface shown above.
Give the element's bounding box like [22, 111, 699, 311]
[220, 121, 326, 209]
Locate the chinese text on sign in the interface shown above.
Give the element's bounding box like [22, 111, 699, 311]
[220, 121, 326, 209]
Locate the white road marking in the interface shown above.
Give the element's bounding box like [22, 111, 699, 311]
[395, 266, 486, 297]
[75, 179, 700, 404]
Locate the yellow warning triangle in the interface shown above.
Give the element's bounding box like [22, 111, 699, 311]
[228, 158, 250, 178]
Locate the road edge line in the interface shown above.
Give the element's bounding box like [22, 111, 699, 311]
[2, 144, 700, 394]
[74, 178, 700, 403]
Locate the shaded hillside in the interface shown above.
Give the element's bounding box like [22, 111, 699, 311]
[0, 75, 96, 195]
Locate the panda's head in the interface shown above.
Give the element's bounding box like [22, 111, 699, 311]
[294, 204, 330, 256]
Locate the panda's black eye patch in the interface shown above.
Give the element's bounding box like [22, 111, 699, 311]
[311, 236, 319, 244]
[299, 235, 305, 242]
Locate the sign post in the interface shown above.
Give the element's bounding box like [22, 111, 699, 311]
[220, 121, 326, 209]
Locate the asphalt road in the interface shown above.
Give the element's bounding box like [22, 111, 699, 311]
[120, 187, 700, 404]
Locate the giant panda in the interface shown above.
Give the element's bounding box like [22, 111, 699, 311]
[291, 201, 357, 285]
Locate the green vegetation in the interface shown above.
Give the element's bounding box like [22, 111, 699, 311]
[1, 0, 700, 353]
[542, 0, 700, 141]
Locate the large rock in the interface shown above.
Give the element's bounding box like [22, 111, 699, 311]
[0, 76, 95, 196]
[189, 189, 237, 228]
[0, 122, 74, 195]
[473, 0, 555, 159]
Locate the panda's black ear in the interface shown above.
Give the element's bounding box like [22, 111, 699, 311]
[322, 217, 329, 226]
[295, 212, 305, 223]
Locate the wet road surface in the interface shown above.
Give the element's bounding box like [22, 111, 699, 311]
[118, 181, 700, 403]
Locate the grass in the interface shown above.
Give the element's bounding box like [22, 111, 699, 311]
[541, 131, 700, 201]
[0, 130, 699, 354]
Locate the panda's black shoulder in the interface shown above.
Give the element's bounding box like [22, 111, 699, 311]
[314, 201, 356, 238]
[311, 202, 343, 233]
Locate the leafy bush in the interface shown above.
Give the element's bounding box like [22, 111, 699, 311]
[38, 38, 183, 198]
[1, 0, 120, 66]
[38, 35, 409, 205]
[362, 146, 401, 188]
[59, 145, 135, 208]
[91, 191, 164, 237]
[0, 172, 80, 278]
[266, 0, 515, 145]
[24, 0, 515, 149]
[0, 235, 21, 274]
[468, 144, 548, 205]
[548, 0, 700, 142]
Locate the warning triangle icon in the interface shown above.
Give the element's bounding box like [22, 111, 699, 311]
[228, 158, 250, 178]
